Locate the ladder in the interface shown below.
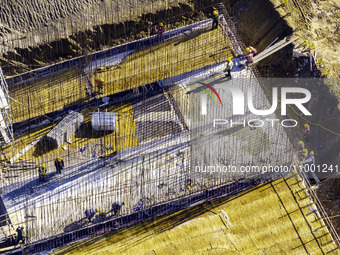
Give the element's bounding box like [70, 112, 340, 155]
[79, 68, 95, 97]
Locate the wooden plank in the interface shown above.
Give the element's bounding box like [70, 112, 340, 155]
[249, 37, 298, 65]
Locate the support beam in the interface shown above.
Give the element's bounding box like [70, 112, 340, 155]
[249, 36, 298, 65]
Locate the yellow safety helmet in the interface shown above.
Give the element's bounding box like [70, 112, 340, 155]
[41, 163, 45, 168]
[98, 78, 104, 82]
[227, 58, 232, 62]
[213, 10, 218, 15]
[309, 151, 314, 156]
[123, 201, 126, 205]
[304, 124, 309, 128]
[246, 47, 252, 53]
[57, 157, 62, 162]
[96, 208, 99, 212]
[302, 149, 308, 153]
[21, 225, 24, 229]
[159, 22, 163, 27]
[298, 141, 303, 145]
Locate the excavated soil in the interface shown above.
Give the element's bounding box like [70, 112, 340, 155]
[0, 0, 217, 75]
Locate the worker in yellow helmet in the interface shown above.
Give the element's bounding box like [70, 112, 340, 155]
[225, 58, 233, 79]
[246, 46, 257, 63]
[212, 8, 219, 29]
[112, 201, 126, 216]
[95, 77, 105, 95]
[99, 210, 106, 219]
[55, 157, 64, 174]
[304, 151, 315, 165]
[303, 123, 311, 140]
[38, 163, 47, 183]
[85, 208, 99, 222]
[298, 141, 304, 152]
[247, 46, 257, 55]
[156, 22, 165, 41]
[301, 149, 308, 158]
[16, 225, 25, 244]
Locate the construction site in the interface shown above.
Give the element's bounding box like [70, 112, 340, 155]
[0, 0, 339, 254]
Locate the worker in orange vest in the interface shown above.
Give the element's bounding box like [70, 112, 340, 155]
[246, 46, 257, 63]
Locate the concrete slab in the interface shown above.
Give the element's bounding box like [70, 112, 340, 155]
[0, 15, 301, 248]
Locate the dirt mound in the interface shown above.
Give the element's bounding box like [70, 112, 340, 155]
[0, 2, 207, 75]
[0, 0, 98, 36]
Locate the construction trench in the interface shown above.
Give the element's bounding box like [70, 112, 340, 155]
[0, 1, 339, 254]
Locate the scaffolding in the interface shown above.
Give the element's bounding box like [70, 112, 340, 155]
[0, 67, 14, 156]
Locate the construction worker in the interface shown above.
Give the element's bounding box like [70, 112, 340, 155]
[38, 163, 47, 183]
[298, 141, 305, 152]
[95, 78, 105, 94]
[99, 210, 106, 219]
[299, 148, 308, 161]
[247, 46, 257, 55]
[304, 151, 315, 165]
[112, 201, 126, 216]
[55, 157, 64, 174]
[156, 22, 165, 40]
[212, 9, 219, 30]
[16, 225, 25, 244]
[246, 46, 257, 63]
[225, 58, 233, 78]
[85, 208, 99, 222]
[303, 123, 311, 139]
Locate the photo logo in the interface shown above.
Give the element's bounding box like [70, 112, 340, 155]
[200, 83, 222, 115]
[201, 84, 312, 116]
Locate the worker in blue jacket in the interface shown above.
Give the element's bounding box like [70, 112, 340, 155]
[85, 208, 99, 222]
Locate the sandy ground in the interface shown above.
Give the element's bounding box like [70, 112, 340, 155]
[0, 0, 188, 53]
[0, 0, 98, 35]
[270, 0, 340, 82]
